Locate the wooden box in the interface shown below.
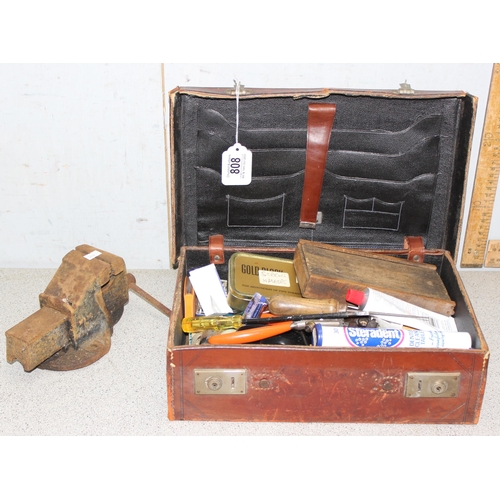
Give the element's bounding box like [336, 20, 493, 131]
[166, 86, 489, 423]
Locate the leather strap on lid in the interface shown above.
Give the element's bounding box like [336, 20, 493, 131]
[209, 234, 225, 264]
[299, 103, 337, 229]
[404, 236, 425, 263]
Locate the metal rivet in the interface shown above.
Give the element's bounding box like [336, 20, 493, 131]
[259, 379, 270, 389]
[382, 381, 394, 391]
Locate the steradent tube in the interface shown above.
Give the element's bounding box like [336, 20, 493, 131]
[313, 324, 472, 349]
[345, 288, 458, 332]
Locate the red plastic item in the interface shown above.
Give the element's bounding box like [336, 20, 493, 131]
[346, 289, 365, 306]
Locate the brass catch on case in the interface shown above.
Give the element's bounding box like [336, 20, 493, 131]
[194, 369, 247, 395]
[405, 372, 461, 398]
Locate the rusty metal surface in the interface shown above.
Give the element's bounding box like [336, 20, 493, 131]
[6, 307, 69, 372]
[5, 245, 129, 371]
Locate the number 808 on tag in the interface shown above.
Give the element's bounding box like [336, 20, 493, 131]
[221, 143, 252, 186]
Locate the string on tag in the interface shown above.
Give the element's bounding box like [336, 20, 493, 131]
[234, 79, 240, 144]
[221, 80, 252, 186]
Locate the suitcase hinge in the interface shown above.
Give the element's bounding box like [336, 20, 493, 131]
[228, 81, 248, 96]
[397, 81, 415, 94]
[209, 234, 225, 264]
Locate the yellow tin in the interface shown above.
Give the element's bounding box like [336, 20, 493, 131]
[227, 252, 302, 311]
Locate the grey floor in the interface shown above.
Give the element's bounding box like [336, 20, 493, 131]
[1, 267, 499, 436]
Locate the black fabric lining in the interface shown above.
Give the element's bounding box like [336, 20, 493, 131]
[197, 110, 443, 170]
[197, 107, 442, 151]
[173, 92, 468, 255]
[227, 193, 285, 227]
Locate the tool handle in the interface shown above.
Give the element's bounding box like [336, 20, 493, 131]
[127, 274, 172, 318]
[208, 321, 293, 344]
[181, 315, 243, 333]
[268, 294, 342, 315]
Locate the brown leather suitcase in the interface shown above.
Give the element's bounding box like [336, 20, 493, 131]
[166, 85, 489, 423]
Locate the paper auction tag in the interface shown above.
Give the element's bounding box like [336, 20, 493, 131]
[221, 143, 252, 186]
[84, 250, 102, 260]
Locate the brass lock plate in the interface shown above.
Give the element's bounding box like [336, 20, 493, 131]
[194, 369, 247, 395]
[405, 372, 461, 398]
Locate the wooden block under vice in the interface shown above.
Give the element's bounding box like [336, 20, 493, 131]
[293, 240, 456, 316]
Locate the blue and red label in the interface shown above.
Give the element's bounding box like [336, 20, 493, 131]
[345, 328, 404, 347]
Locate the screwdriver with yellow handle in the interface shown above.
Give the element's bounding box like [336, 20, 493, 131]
[182, 310, 428, 333]
[181, 311, 375, 333]
[182, 314, 248, 332]
[181, 314, 297, 344]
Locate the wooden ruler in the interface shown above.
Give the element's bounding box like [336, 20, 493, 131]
[461, 63, 500, 267]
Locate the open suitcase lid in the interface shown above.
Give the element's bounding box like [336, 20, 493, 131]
[168, 86, 477, 267]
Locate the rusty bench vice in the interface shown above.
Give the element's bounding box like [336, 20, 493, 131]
[5, 245, 170, 372]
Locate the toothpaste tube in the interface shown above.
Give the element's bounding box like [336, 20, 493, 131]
[313, 325, 471, 349]
[346, 288, 458, 332]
